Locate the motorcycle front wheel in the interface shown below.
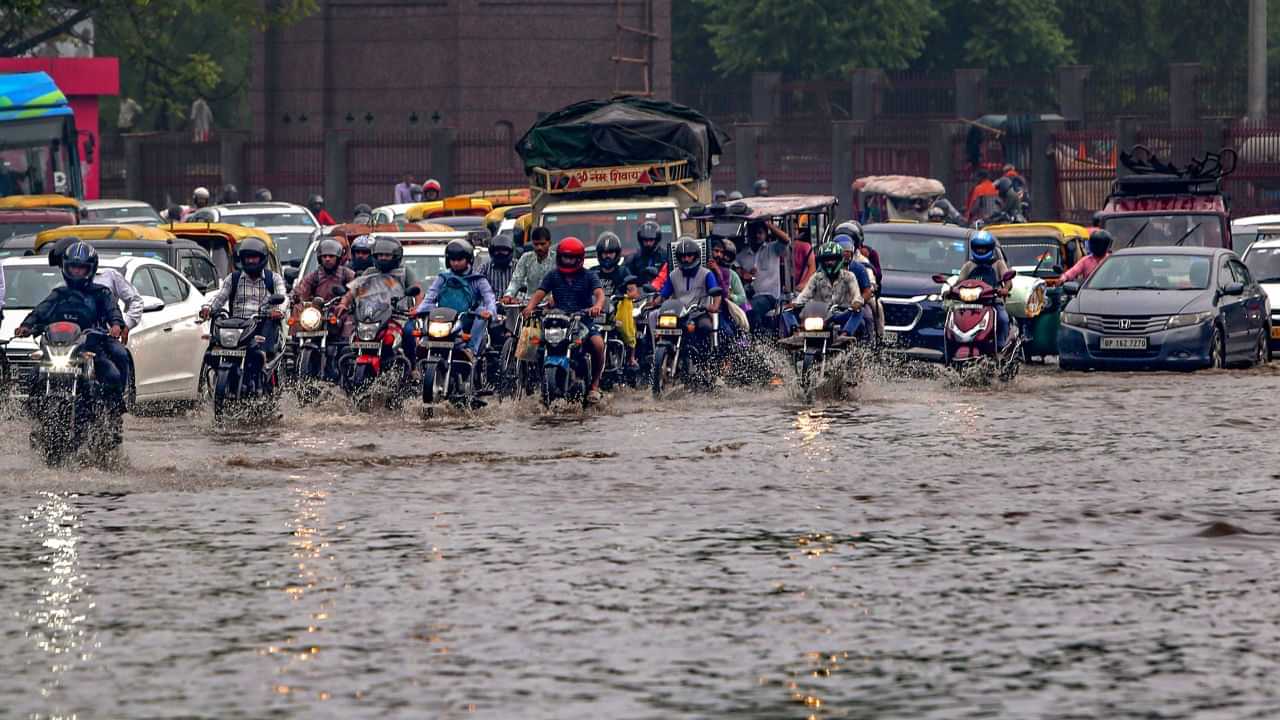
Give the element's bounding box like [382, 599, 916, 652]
[650, 346, 669, 399]
[213, 366, 235, 421]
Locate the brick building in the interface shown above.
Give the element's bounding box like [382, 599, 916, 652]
[250, 0, 672, 137]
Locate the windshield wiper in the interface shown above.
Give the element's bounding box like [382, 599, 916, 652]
[1254, 276, 1280, 284]
[1099, 285, 1159, 291]
[1124, 221, 1150, 248]
[1173, 223, 1202, 246]
[1029, 249, 1054, 277]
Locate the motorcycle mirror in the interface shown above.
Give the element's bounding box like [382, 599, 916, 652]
[931, 273, 948, 284]
[1001, 270, 1018, 283]
[1061, 281, 1081, 296]
[407, 286, 422, 298]
[268, 293, 287, 305]
[708, 287, 724, 297]
[332, 285, 348, 297]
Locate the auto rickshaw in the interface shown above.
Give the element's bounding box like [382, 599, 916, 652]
[0, 194, 83, 217]
[167, 222, 280, 276]
[853, 176, 947, 223]
[34, 223, 177, 253]
[484, 203, 532, 238]
[465, 188, 531, 208]
[987, 221, 1089, 360]
[405, 197, 494, 223]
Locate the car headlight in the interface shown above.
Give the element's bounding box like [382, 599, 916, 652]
[958, 287, 982, 302]
[299, 307, 323, 331]
[544, 327, 567, 344]
[427, 320, 452, 338]
[658, 314, 679, 328]
[218, 328, 242, 347]
[1060, 312, 1087, 327]
[803, 316, 826, 331]
[1166, 311, 1214, 329]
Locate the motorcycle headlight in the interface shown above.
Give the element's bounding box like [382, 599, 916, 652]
[428, 320, 452, 338]
[958, 287, 982, 303]
[299, 307, 323, 331]
[658, 314, 679, 328]
[218, 328, 242, 347]
[48, 350, 74, 371]
[803, 316, 826, 331]
[357, 323, 380, 341]
[1166, 310, 1214, 329]
[1061, 312, 1088, 328]
[544, 327, 567, 344]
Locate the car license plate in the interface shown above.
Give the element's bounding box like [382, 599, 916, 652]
[1271, 326, 1280, 340]
[209, 349, 246, 357]
[655, 328, 683, 336]
[882, 331, 899, 345]
[1100, 336, 1148, 350]
[349, 341, 381, 351]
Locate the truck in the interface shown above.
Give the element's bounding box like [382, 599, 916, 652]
[1096, 146, 1236, 251]
[515, 97, 727, 257]
[0, 72, 84, 200]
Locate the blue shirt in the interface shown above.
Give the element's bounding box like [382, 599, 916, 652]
[538, 268, 602, 314]
[660, 267, 720, 298]
[848, 261, 870, 291]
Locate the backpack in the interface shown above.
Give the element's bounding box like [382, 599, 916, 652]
[229, 269, 277, 306]
[436, 273, 477, 313]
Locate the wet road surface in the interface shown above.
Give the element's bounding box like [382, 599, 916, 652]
[2, 365, 1279, 718]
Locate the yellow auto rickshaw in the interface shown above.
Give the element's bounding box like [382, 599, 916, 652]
[166, 222, 280, 276]
[0, 194, 83, 220]
[34, 223, 176, 253]
[987, 221, 1090, 359]
[465, 188, 531, 208]
[484, 203, 532, 238]
[405, 197, 494, 222]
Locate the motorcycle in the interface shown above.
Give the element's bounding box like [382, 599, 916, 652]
[203, 294, 288, 421]
[789, 301, 860, 396]
[288, 287, 348, 403]
[597, 297, 636, 390]
[650, 291, 721, 398]
[535, 309, 593, 408]
[486, 303, 524, 399]
[26, 322, 121, 466]
[339, 283, 421, 411]
[933, 270, 1023, 382]
[416, 307, 489, 413]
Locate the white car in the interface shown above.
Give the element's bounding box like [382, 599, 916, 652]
[370, 203, 420, 225]
[80, 199, 163, 226]
[3, 256, 208, 405]
[186, 201, 320, 267]
[1242, 237, 1280, 351]
[295, 230, 485, 290]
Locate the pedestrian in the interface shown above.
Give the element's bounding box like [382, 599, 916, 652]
[118, 96, 142, 132]
[191, 97, 213, 143]
[964, 169, 998, 223]
[394, 173, 415, 204]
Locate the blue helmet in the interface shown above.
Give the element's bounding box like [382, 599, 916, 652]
[61, 241, 99, 290]
[832, 233, 855, 251]
[969, 230, 997, 265]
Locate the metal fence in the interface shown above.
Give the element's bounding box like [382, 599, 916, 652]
[1051, 128, 1116, 224]
[755, 123, 831, 195]
[453, 129, 526, 194]
[136, 133, 221, 209]
[347, 132, 431, 207]
[245, 132, 325, 205]
[1225, 123, 1280, 218]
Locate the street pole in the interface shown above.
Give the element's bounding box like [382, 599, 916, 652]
[1248, 0, 1267, 124]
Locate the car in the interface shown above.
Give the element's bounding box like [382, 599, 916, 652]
[863, 222, 972, 359]
[1057, 246, 1270, 370]
[2, 255, 210, 405]
[292, 229, 487, 291]
[80, 199, 163, 226]
[1241, 238, 1280, 351]
[33, 224, 223, 294]
[185, 201, 320, 268]
[370, 203, 420, 225]
[0, 233, 37, 259]
[1231, 214, 1280, 257]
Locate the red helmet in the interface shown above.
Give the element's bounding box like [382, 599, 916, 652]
[557, 237, 585, 271]
[422, 179, 442, 193]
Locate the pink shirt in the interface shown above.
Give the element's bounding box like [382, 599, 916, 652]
[1060, 254, 1107, 284]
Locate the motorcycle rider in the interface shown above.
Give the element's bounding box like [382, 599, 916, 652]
[783, 242, 865, 342]
[307, 194, 337, 225]
[952, 230, 1013, 347]
[421, 179, 443, 202]
[737, 220, 790, 333]
[834, 221, 881, 286]
[753, 178, 770, 197]
[649, 236, 722, 344]
[47, 237, 142, 392]
[477, 234, 517, 301]
[502, 226, 555, 302]
[201, 237, 287, 377]
[348, 234, 376, 274]
[15, 242, 128, 434]
[339, 235, 417, 364]
[627, 221, 667, 287]
[594, 232, 639, 368]
[292, 238, 355, 310]
[183, 186, 211, 219]
[1057, 229, 1112, 285]
[708, 238, 749, 335]
[351, 203, 373, 225]
[417, 239, 497, 362]
[521, 237, 607, 403]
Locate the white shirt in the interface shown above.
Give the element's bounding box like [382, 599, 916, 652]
[94, 268, 144, 329]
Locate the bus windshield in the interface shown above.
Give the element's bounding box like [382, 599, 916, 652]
[1103, 214, 1224, 249]
[0, 116, 79, 198]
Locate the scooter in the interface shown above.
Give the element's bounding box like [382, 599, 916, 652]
[933, 270, 1023, 382]
[203, 294, 288, 421]
[26, 322, 120, 466]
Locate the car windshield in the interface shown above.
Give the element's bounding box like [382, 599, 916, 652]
[999, 239, 1063, 274]
[86, 205, 162, 223]
[865, 230, 969, 275]
[3, 265, 65, 309]
[1103, 214, 1223, 249]
[1086, 253, 1212, 291]
[224, 212, 316, 229]
[541, 209, 676, 257]
[1244, 245, 1280, 283]
[269, 232, 313, 264]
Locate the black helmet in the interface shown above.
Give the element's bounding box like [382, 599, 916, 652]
[1091, 211, 1105, 228]
[349, 234, 376, 273]
[719, 238, 737, 262]
[1087, 229, 1112, 257]
[489, 234, 514, 266]
[994, 177, 1013, 194]
[353, 203, 372, 216]
[61, 241, 98, 290]
[371, 236, 403, 273]
[595, 231, 623, 270]
[308, 193, 324, 210]
[236, 236, 270, 276]
[317, 238, 344, 265]
[637, 221, 661, 247]
[47, 236, 79, 267]
[753, 178, 770, 196]
[220, 183, 239, 204]
[445, 239, 475, 266]
[673, 236, 701, 272]
[253, 187, 273, 202]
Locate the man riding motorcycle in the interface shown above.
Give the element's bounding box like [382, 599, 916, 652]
[47, 236, 142, 392]
[952, 230, 1013, 347]
[521, 237, 607, 402]
[201, 237, 287, 377]
[649, 237, 722, 343]
[594, 232, 639, 368]
[783, 242, 866, 341]
[307, 194, 337, 225]
[293, 239, 355, 310]
[503, 226, 555, 302]
[348, 234, 376, 274]
[627, 221, 666, 287]
[16, 242, 128, 434]
[478, 234, 517, 302]
[416, 239, 498, 362]
[833, 221, 881, 286]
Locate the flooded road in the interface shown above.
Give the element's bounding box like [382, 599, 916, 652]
[2, 366, 1279, 719]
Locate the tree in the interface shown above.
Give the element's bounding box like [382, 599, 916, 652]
[919, 0, 1074, 71]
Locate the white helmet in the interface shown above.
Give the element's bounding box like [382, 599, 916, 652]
[193, 186, 210, 200]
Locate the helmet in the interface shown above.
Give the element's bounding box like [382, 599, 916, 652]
[718, 238, 737, 261]
[422, 179, 442, 194]
[557, 237, 585, 271]
[713, 189, 728, 203]
[61, 241, 98, 290]
[834, 220, 864, 247]
[47, 236, 79, 267]
[928, 206, 945, 222]
[236, 237, 270, 275]
[349, 234, 376, 273]
[193, 186, 210, 201]
[317, 238, 344, 265]
[637, 221, 661, 247]
[994, 177, 1013, 195]
[1091, 211, 1104, 227]
[833, 233, 855, 252]
[673, 236, 701, 272]
[595, 231, 623, 270]
[445, 239, 475, 267]
[489, 234, 515, 266]
[353, 203, 372, 216]
[727, 190, 744, 201]
[816, 242, 845, 279]
[1087, 229, 1113, 257]
[969, 230, 997, 265]
[254, 188, 273, 202]
[752, 178, 769, 196]
[371, 236, 403, 273]
[221, 184, 239, 203]
[307, 193, 324, 210]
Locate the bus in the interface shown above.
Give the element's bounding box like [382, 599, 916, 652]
[0, 72, 83, 199]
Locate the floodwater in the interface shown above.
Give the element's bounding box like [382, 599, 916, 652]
[2, 364, 1279, 719]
